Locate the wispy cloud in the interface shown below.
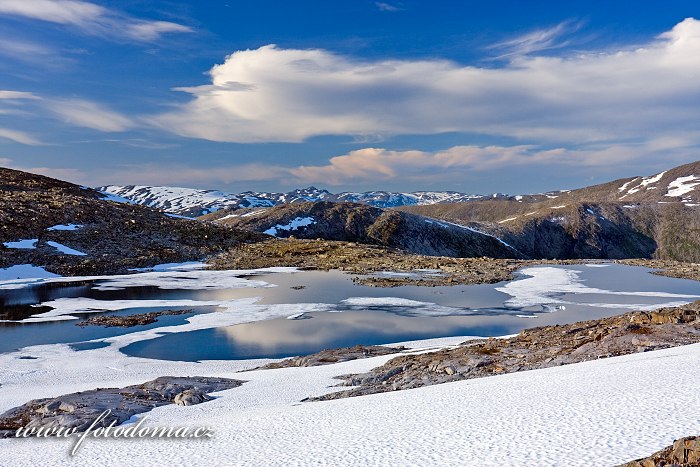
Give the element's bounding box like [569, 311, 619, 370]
[0, 90, 133, 142]
[45, 98, 132, 132]
[0, 0, 192, 41]
[375, 2, 402, 12]
[78, 141, 681, 188]
[0, 128, 43, 145]
[487, 20, 584, 58]
[0, 90, 40, 100]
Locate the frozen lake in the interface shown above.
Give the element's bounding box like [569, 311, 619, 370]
[1, 263, 699, 359]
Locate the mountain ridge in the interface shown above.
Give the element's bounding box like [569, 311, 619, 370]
[96, 184, 507, 217]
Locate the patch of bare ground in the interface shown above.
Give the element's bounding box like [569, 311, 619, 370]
[209, 238, 593, 287]
[76, 309, 193, 328]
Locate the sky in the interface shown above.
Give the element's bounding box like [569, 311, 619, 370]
[1, 1, 700, 195]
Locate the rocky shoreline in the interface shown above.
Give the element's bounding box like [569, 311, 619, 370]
[211, 238, 700, 288]
[0, 376, 242, 438]
[253, 345, 406, 370]
[309, 302, 700, 400]
[211, 238, 563, 287]
[617, 258, 700, 282]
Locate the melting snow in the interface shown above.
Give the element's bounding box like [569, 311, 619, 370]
[497, 267, 700, 308]
[241, 209, 267, 217]
[0, 318, 699, 465]
[46, 241, 87, 256]
[665, 175, 700, 197]
[264, 217, 316, 237]
[618, 178, 639, 192]
[2, 239, 38, 249]
[46, 224, 83, 231]
[0, 264, 59, 282]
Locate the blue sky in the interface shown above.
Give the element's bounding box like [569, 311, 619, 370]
[1, 1, 700, 194]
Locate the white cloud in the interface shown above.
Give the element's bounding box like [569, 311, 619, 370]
[0, 128, 43, 145]
[151, 18, 700, 154]
[375, 2, 402, 12]
[77, 142, 679, 188]
[487, 20, 583, 58]
[0, 90, 39, 100]
[46, 99, 132, 132]
[0, 90, 131, 139]
[0, 0, 192, 41]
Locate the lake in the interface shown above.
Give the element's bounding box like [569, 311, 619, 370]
[1, 263, 698, 360]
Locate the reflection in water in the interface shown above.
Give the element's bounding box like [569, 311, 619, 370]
[2, 264, 700, 360]
[118, 301, 657, 362]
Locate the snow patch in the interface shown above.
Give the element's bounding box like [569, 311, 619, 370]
[497, 266, 700, 308]
[46, 224, 83, 231]
[0, 265, 59, 283]
[665, 175, 700, 197]
[46, 241, 87, 256]
[264, 217, 316, 237]
[3, 239, 37, 249]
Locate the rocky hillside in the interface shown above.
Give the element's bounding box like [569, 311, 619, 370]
[98, 185, 494, 217]
[398, 160, 700, 262]
[206, 201, 519, 259]
[0, 167, 263, 275]
[403, 198, 700, 261]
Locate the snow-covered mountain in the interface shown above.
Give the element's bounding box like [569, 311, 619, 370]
[96, 185, 493, 217]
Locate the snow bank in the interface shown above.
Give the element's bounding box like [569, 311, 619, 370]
[0, 265, 59, 283]
[665, 175, 700, 197]
[0, 335, 699, 466]
[0, 266, 297, 292]
[2, 239, 37, 249]
[497, 266, 700, 308]
[46, 241, 87, 256]
[46, 224, 83, 231]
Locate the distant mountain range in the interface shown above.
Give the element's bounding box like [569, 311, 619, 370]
[98, 160, 700, 218]
[96, 185, 513, 217]
[3, 159, 700, 276]
[206, 160, 700, 262]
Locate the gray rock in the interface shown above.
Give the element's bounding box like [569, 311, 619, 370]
[174, 389, 212, 406]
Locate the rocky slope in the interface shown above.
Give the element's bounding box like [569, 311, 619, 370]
[312, 302, 700, 400]
[622, 436, 700, 466]
[0, 167, 263, 275]
[205, 201, 519, 259]
[404, 199, 700, 261]
[401, 160, 700, 261]
[0, 376, 242, 438]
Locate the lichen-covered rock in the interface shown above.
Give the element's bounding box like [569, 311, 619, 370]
[0, 376, 243, 438]
[311, 302, 700, 401]
[173, 389, 212, 406]
[621, 436, 700, 466]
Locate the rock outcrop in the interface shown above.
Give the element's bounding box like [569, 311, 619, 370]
[0, 376, 242, 438]
[311, 303, 700, 400]
[621, 436, 700, 466]
[254, 345, 406, 370]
